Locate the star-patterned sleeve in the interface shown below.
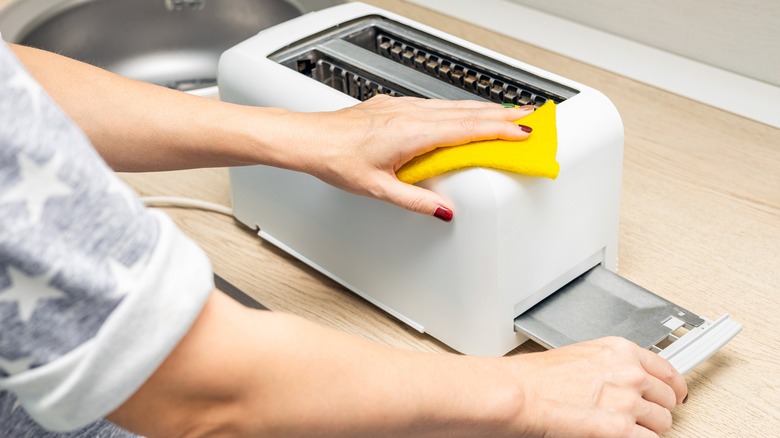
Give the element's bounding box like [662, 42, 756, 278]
[0, 41, 214, 433]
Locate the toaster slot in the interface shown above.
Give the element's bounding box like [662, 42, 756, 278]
[514, 266, 741, 374]
[270, 16, 578, 105]
[307, 56, 408, 100]
[359, 24, 574, 106]
[312, 39, 480, 101]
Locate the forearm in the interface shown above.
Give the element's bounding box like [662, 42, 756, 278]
[12, 42, 537, 217]
[109, 291, 523, 437]
[108, 290, 686, 437]
[10, 43, 295, 172]
[235, 314, 521, 437]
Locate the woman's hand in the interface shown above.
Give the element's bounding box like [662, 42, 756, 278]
[110, 293, 688, 438]
[13, 44, 531, 221]
[14, 43, 532, 221]
[504, 337, 688, 438]
[276, 95, 534, 221]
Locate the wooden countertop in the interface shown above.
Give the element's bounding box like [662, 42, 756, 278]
[115, 0, 777, 435]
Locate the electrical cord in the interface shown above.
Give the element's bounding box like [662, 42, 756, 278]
[140, 196, 233, 216]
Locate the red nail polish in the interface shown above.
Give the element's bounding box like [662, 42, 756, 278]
[518, 124, 533, 133]
[433, 206, 453, 222]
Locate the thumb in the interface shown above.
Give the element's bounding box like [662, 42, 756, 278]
[374, 173, 455, 222]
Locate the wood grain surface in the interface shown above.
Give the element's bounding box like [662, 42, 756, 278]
[117, 0, 779, 435]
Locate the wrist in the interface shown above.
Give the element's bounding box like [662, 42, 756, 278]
[470, 356, 529, 436]
[411, 354, 528, 437]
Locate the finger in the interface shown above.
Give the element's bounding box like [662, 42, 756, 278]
[408, 97, 531, 112]
[635, 399, 673, 435]
[418, 118, 532, 148]
[389, 97, 502, 110]
[629, 424, 661, 438]
[385, 97, 535, 122]
[638, 350, 688, 404]
[641, 374, 678, 411]
[423, 103, 536, 124]
[371, 172, 454, 220]
[455, 104, 536, 123]
[389, 118, 530, 161]
[433, 99, 521, 111]
[577, 409, 658, 438]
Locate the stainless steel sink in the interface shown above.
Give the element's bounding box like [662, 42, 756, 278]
[10, 0, 302, 91]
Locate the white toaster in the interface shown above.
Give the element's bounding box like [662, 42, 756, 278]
[218, 2, 740, 372]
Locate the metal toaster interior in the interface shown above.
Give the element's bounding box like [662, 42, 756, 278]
[269, 16, 579, 105]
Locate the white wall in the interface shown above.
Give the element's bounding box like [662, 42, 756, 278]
[409, 0, 780, 127]
[507, 0, 780, 87]
[292, 0, 344, 13]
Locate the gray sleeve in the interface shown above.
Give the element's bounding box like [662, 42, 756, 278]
[1, 391, 140, 438]
[0, 41, 214, 431]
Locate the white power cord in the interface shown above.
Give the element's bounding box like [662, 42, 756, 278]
[140, 196, 233, 216]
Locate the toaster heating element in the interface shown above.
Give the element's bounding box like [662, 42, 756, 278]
[218, 3, 740, 372]
[269, 17, 577, 106]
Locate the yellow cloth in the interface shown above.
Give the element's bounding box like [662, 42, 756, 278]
[396, 101, 560, 184]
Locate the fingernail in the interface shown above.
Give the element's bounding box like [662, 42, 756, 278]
[518, 104, 535, 111]
[518, 124, 533, 133]
[682, 394, 689, 404]
[433, 206, 453, 222]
